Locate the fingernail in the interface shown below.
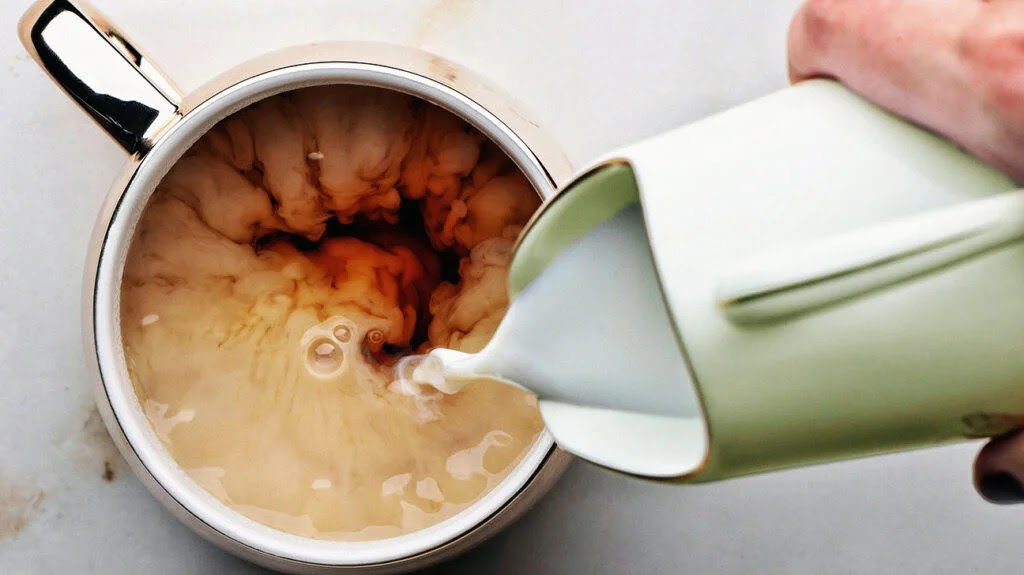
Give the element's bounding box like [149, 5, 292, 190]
[979, 472, 1024, 504]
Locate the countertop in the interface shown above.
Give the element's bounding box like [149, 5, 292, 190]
[2, 1, 1023, 573]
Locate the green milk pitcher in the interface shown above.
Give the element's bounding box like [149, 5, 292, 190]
[429, 79, 1024, 482]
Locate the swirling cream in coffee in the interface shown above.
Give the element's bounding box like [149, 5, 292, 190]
[120, 86, 544, 541]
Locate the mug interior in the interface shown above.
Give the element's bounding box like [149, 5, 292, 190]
[91, 62, 558, 566]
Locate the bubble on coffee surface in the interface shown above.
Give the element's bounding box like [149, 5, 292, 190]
[120, 85, 544, 541]
[300, 317, 363, 378]
[332, 325, 351, 343]
[307, 339, 343, 375]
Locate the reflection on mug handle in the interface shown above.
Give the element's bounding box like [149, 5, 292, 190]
[19, 0, 182, 155]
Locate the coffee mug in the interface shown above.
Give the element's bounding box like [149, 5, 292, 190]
[19, 0, 572, 572]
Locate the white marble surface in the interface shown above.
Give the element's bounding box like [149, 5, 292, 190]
[2, 1, 1024, 573]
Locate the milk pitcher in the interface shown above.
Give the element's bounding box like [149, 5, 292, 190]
[507, 79, 1024, 482]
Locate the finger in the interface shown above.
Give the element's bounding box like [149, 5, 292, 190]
[975, 430, 1024, 504]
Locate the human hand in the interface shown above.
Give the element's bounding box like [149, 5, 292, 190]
[788, 0, 1024, 503]
[789, 0, 1024, 182]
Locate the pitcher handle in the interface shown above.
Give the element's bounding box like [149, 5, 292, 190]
[716, 190, 1024, 324]
[19, 0, 182, 154]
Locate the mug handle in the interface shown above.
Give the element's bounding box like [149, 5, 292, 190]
[19, 0, 182, 154]
[716, 190, 1024, 324]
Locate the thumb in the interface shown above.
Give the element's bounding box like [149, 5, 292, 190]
[975, 430, 1024, 504]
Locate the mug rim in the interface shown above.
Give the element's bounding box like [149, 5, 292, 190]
[89, 61, 561, 567]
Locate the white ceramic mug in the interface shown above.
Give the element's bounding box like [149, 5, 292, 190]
[19, 1, 572, 572]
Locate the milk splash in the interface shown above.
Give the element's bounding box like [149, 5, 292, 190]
[390, 351, 532, 402]
[391, 355, 450, 395]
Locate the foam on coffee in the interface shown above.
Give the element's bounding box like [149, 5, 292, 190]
[120, 86, 544, 541]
